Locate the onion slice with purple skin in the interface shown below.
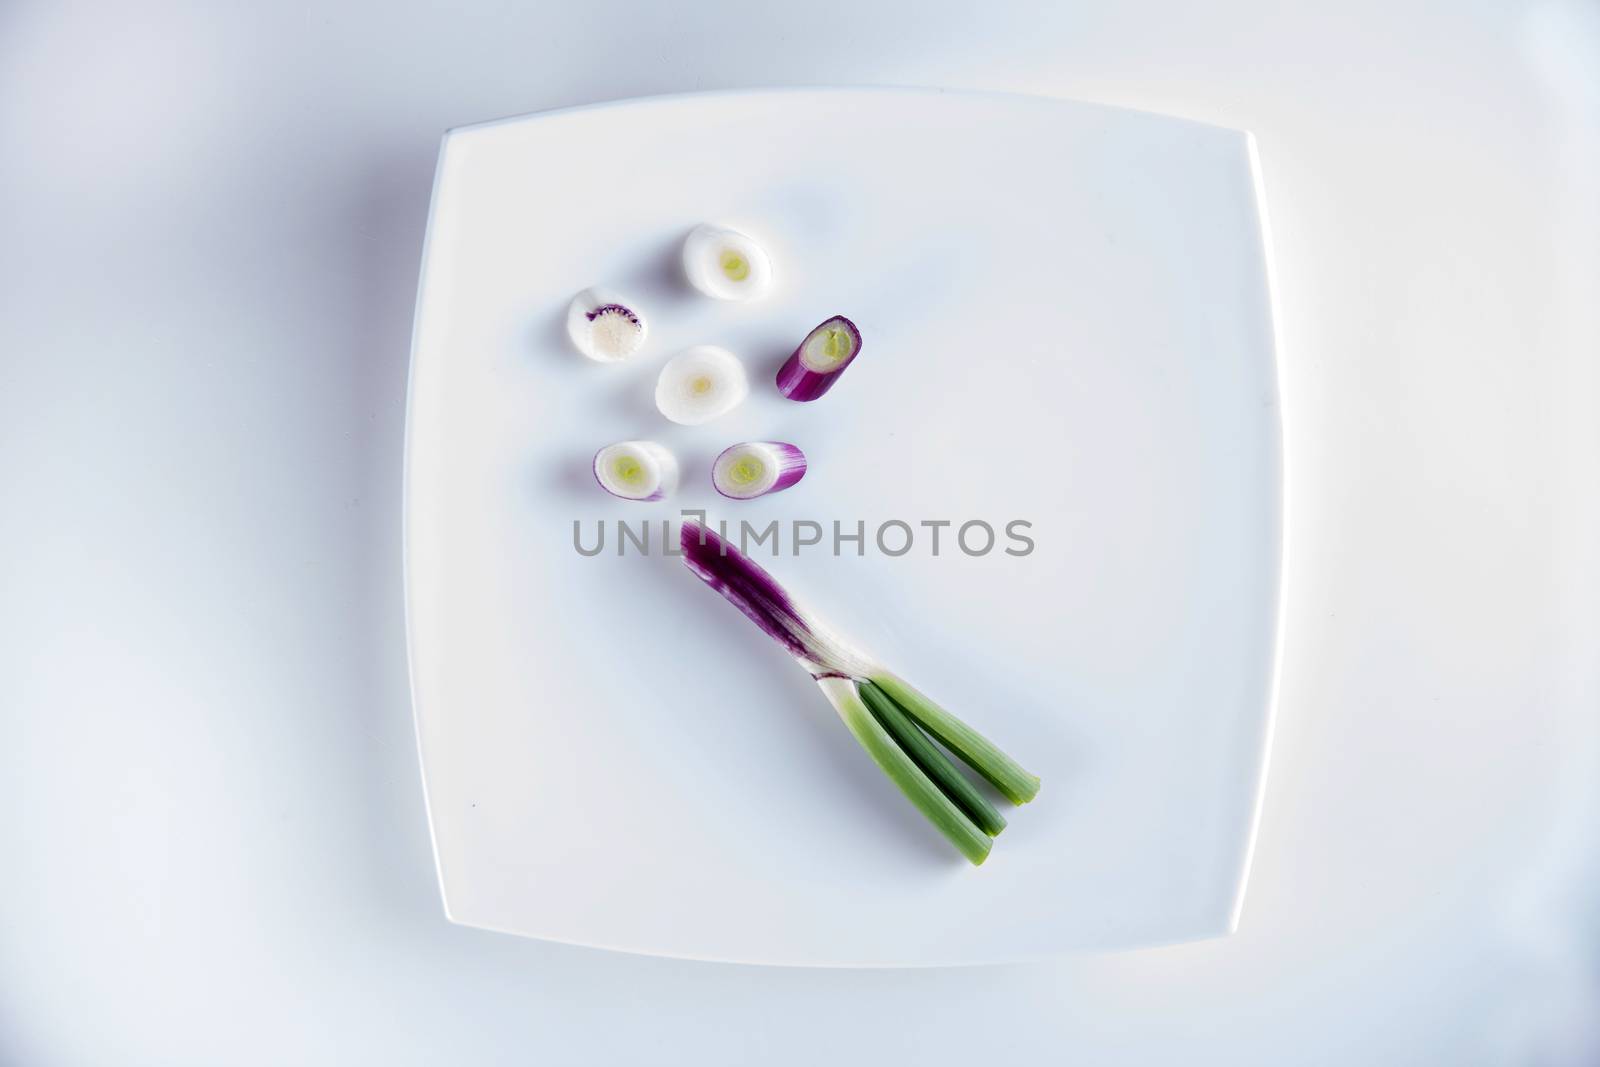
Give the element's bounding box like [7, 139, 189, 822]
[593, 440, 678, 501]
[678, 519, 1039, 864]
[775, 315, 861, 401]
[711, 442, 807, 500]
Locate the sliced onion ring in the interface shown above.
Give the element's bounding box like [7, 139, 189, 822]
[775, 315, 861, 401]
[712, 441, 808, 500]
[592, 440, 678, 501]
[682, 224, 773, 301]
[655, 345, 749, 425]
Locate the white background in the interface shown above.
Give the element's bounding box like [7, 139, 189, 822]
[3, 1, 1597, 1063]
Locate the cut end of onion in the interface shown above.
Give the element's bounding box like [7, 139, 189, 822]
[655, 345, 749, 425]
[593, 440, 678, 501]
[775, 316, 861, 401]
[567, 287, 648, 362]
[682, 224, 773, 301]
[712, 441, 808, 500]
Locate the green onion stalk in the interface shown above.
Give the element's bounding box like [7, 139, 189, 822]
[680, 519, 1040, 865]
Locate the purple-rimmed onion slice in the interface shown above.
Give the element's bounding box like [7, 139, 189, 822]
[775, 315, 861, 401]
[566, 287, 648, 363]
[682, 223, 773, 301]
[711, 441, 807, 500]
[593, 440, 678, 501]
[679, 519, 1039, 864]
[655, 345, 749, 425]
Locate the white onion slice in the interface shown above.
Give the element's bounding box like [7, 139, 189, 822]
[593, 440, 678, 501]
[567, 287, 648, 362]
[682, 224, 773, 301]
[654, 346, 749, 425]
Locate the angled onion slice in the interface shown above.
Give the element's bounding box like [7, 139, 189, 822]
[592, 440, 678, 501]
[775, 315, 861, 401]
[682, 224, 773, 301]
[712, 441, 807, 500]
[567, 287, 648, 363]
[654, 345, 748, 425]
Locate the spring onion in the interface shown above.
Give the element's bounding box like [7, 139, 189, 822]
[682, 223, 773, 301]
[712, 441, 807, 500]
[655, 345, 749, 425]
[566, 287, 648, 363]
[593, 440, 678, 501]
[775, 315, 862, 401]
[679, 519, 1040, 864]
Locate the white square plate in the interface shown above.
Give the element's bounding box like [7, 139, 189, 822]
[405, 88, 1282, 966]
